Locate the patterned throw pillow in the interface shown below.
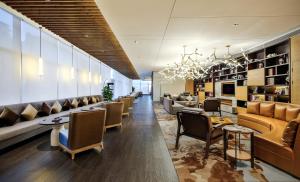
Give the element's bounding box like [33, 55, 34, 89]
[282, 120, 299, 148]
[92, 97, 97, 104]
[51, 101, 62, 114]
[38, 102, 51, 117]
[71, 98, 78, 108]
[62, 99, 72, 111]
[21, 104, 38, 121]
[0, 107, 19, 126]
[83, 97, 89, 106]
[186, 95, 193, 101]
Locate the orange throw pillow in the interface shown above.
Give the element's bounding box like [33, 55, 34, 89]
[260, 103, 275, 117]
[274, 105, 286, 121]
[247, 102, 260, 115]
[286, 107, 300, 122]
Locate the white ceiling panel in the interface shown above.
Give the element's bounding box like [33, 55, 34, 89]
[97, 0, 300, 77]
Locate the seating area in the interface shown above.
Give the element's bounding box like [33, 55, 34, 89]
[1, 0, 300, 182]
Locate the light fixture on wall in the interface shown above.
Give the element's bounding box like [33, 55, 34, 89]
[38, 27, 44, 76]
[71, 45, 75, 79]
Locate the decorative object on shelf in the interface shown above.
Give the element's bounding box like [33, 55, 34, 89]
[258, 63, 264, 68]
[267, 53, 277, 58]
[279, 58, 285, 64]
[159, 45, 243, 80]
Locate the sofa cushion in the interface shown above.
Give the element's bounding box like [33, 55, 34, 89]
[239, 113, 273, 130]
[51, 101, 62, 114]
[62, 99, 71, 111]
[178, 95, 186, 101]
[21, 104, 38, 121]
[83, 97, 89, 106]
[0, 119, 45, 141]
[71, 98, 78, 108]
[186, 95, 193, 101]
[59, 128, 69, 148]
[38, 102, 51, 117]
[281, 120, 299, 148]
[0, 107, 19, 127]
[92, 97, 97, 104]
[260, 103, 275, 117]
[247, 102, 260, 115]
[286, 106, 300, 122]
[274, 104, 286, 121]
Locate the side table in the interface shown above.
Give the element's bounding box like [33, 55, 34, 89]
[223, 125, 255, 168]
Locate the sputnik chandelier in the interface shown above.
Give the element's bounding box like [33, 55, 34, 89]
[159, 45, 245, 80]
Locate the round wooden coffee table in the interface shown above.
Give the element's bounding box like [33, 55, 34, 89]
[223, 125, 255, 168]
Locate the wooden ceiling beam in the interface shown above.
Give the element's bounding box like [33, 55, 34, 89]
[1, 0, 139, 79]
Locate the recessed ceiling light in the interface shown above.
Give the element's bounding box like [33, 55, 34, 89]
[233, 23, 239, 26]
[84, 34, 89, 38]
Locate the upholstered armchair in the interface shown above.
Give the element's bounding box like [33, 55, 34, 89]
[176, 109, 223, 158]
[119, 97, 130, 116]
[126, 96, 135, 109]
[58, 109, 106, 160]
[104, 102, 124, 130]
[203, 98, 221, 116]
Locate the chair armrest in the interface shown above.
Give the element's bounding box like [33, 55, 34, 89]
[212, 123, 223, 129]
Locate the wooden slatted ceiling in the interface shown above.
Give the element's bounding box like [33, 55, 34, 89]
[1, 0, 139, 79]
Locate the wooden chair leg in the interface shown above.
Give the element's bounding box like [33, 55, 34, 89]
[175, 134, 180, 149]
[205, 142, 210, 159]
[71, 153, 75, 160]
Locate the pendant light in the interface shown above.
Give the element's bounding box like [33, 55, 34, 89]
[71, 45, 75, 79]
[88, 57, 92, 82]
[38, 27, 44, 76]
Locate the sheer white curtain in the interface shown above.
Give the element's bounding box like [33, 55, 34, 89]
[0, 9, 21, 105]
[90, 57, 101, 95]
[21, 21, 59, 102]
[58, 42, 76, 99]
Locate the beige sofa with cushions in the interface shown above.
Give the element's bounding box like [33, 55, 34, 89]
[0, 95, 102, 150]
[238, 101, 300, 178]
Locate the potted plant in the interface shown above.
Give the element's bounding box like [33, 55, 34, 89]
[102, 85, 113, 101]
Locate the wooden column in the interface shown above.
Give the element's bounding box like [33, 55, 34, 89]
[291, 34, 300, 104]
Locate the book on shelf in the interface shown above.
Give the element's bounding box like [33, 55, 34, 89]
[267, 78, 275, 85]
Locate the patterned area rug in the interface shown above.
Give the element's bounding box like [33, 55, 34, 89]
[153, 102, 298, 182]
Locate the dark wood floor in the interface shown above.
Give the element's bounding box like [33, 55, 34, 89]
[0, 96, 178, 182]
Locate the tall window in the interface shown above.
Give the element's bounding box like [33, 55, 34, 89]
[132, 80, 152, 95]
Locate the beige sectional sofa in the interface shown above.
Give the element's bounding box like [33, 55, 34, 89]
[0, 95, 103, 150]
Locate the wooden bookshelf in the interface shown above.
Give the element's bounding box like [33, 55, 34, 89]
[194, 38, 293, 104]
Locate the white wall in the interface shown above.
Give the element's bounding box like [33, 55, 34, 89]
[152, 72, 186, 101]
[0, 7, 132, 106]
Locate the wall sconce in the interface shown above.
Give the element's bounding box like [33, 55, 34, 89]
[38, 27, 44, 76]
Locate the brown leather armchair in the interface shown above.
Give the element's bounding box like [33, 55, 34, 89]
[203, 98, 221, 116]
[58, 109, 106, 160]
[176, 109, 223, 158]
[104, 102, 124, 130]
[119, 97, 130, 116]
